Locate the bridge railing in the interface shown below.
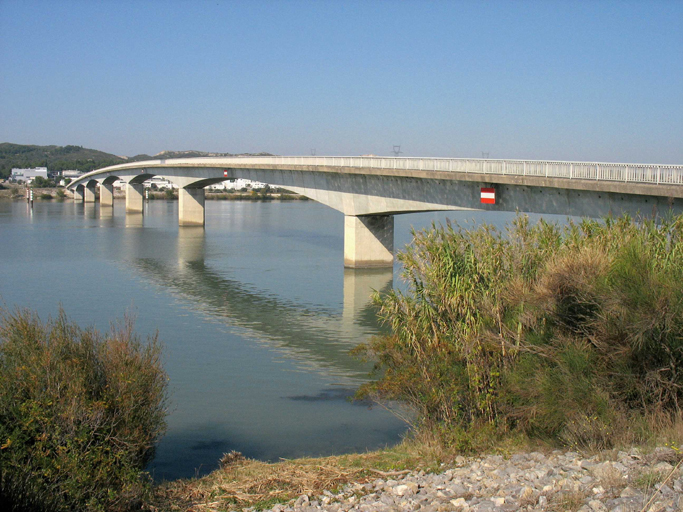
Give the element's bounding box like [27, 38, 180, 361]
[224, 156, 683, 186]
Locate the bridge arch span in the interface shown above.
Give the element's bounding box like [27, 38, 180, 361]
[66, 156, 683, 267]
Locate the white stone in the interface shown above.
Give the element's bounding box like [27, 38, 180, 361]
[450, 497, 469, 508]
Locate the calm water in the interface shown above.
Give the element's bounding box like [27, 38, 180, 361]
[0, 198, 557, 480]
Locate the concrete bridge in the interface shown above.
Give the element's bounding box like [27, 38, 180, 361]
[67, 156, 683, 268]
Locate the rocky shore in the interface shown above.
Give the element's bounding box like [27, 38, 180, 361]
[257, 448, 681, 512]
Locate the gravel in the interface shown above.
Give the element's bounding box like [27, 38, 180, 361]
[252, 447, 682, 512]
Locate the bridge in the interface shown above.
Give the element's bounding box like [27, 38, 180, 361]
[67, 156, 683, 268]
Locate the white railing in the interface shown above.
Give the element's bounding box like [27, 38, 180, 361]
[215, 156, 683, 186]
[76, 156, 683, 188]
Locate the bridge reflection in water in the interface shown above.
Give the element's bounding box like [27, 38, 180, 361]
[127, 226, 395, 382]
[98, 204, 410, 480]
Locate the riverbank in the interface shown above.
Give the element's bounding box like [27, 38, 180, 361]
[0, 185, 308, 201]
[152, 440, 683, 511]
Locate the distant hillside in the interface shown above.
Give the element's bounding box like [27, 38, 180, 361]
[128, 150, 274, 161]
[0, 143, 125, 179]
[0, 144, 274, 179]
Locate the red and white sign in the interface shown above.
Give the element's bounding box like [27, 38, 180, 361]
[480, 187, 495, 204]
[223, 170, 229, 177]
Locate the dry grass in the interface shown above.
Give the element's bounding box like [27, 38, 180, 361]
[149, 443, 434, 512]
[547, 489, 590, 512]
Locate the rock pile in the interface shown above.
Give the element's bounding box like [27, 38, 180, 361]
[258, 447, 681, 512]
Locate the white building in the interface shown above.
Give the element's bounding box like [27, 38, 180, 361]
[208, 179, 266, 191]
[11, 167, 48, 183]
[59, 170, 84, 186]
[144, 176, 177, 190]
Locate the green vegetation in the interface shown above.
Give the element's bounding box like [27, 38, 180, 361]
[356, 214, 683, 451]
[0, 143, 125, 180]
[0, 308, 168, 512]
[0, 143, 275, 180]
[31, 177, 56, 188]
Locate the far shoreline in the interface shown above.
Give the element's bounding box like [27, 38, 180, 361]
[0, 184, 309, 202]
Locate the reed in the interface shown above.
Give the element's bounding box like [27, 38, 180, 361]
[357, 214, 683, 449]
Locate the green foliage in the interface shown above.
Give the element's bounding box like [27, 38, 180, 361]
[55, 189, 66, 199]
[0, 308, 168, 511]
[359, 214, 683, 449]
[31, 177, 56, 188]
[0, 143, 125, 179]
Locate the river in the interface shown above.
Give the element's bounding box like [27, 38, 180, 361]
[0, 198, 553, 480]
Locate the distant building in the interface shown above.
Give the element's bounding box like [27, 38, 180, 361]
[61, 170, 83, 179]
[144, 176, 177, 190]
[208, 179, 266, 191]
[11, 167, 48, 183]
[59, 170, 84, 186]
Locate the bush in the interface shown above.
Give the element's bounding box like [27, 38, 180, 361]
[357, 214, 683, 448]
[0, 308, 168, 511]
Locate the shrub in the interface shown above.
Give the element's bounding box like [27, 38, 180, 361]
[0, 308, 168, 511]
[358, 214, 683, 448]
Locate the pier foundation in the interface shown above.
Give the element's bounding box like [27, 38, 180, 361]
[344, 214, 394, 268]
[84, 183, 97, 203]
[100, 182, 114, 206]
[126, 183, 144, 213]
[179, 187, 205, 226]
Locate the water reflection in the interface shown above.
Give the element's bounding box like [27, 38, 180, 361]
[125, 212, 144, 228]
[124, 226, 393, 382]
[99, 205, 114, 221]
[83, 203, 97, 219]
[177, 226, 206, 265]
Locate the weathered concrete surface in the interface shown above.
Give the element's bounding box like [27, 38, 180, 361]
[178, 187, 205, 226]
[125, 183, 144, 213]
[73, 185, 84, 202]
[69, 159, 683, 220]
[84, 182, 97, 203]
[67, 157, 683, 266]
[99, 182, 114, 206]
[344, 215, 394, 268]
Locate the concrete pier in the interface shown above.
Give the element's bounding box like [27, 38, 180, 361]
[179, 188, 205, 226]
[126, 183, 144, 213]
[100, 182, 114, 206]
[73, 186, 84, 202]
[84, 183, 97, 203]
[344, 215, 394, 268]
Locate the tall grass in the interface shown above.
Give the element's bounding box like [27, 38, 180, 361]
[357, 214, 683, 450]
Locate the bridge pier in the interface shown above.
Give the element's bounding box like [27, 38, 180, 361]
[84, 183, 97, 203]
[73, 186, 84, 202]
[100, 182, 114, 206]
[344, 215, 394, 268]
[179, 187, 205, 226]
[126, 183, 144, 212]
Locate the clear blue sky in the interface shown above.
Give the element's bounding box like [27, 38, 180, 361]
[1, 0, 681, 163]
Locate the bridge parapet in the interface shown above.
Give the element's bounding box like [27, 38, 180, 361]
[66, 155, 683, 268]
